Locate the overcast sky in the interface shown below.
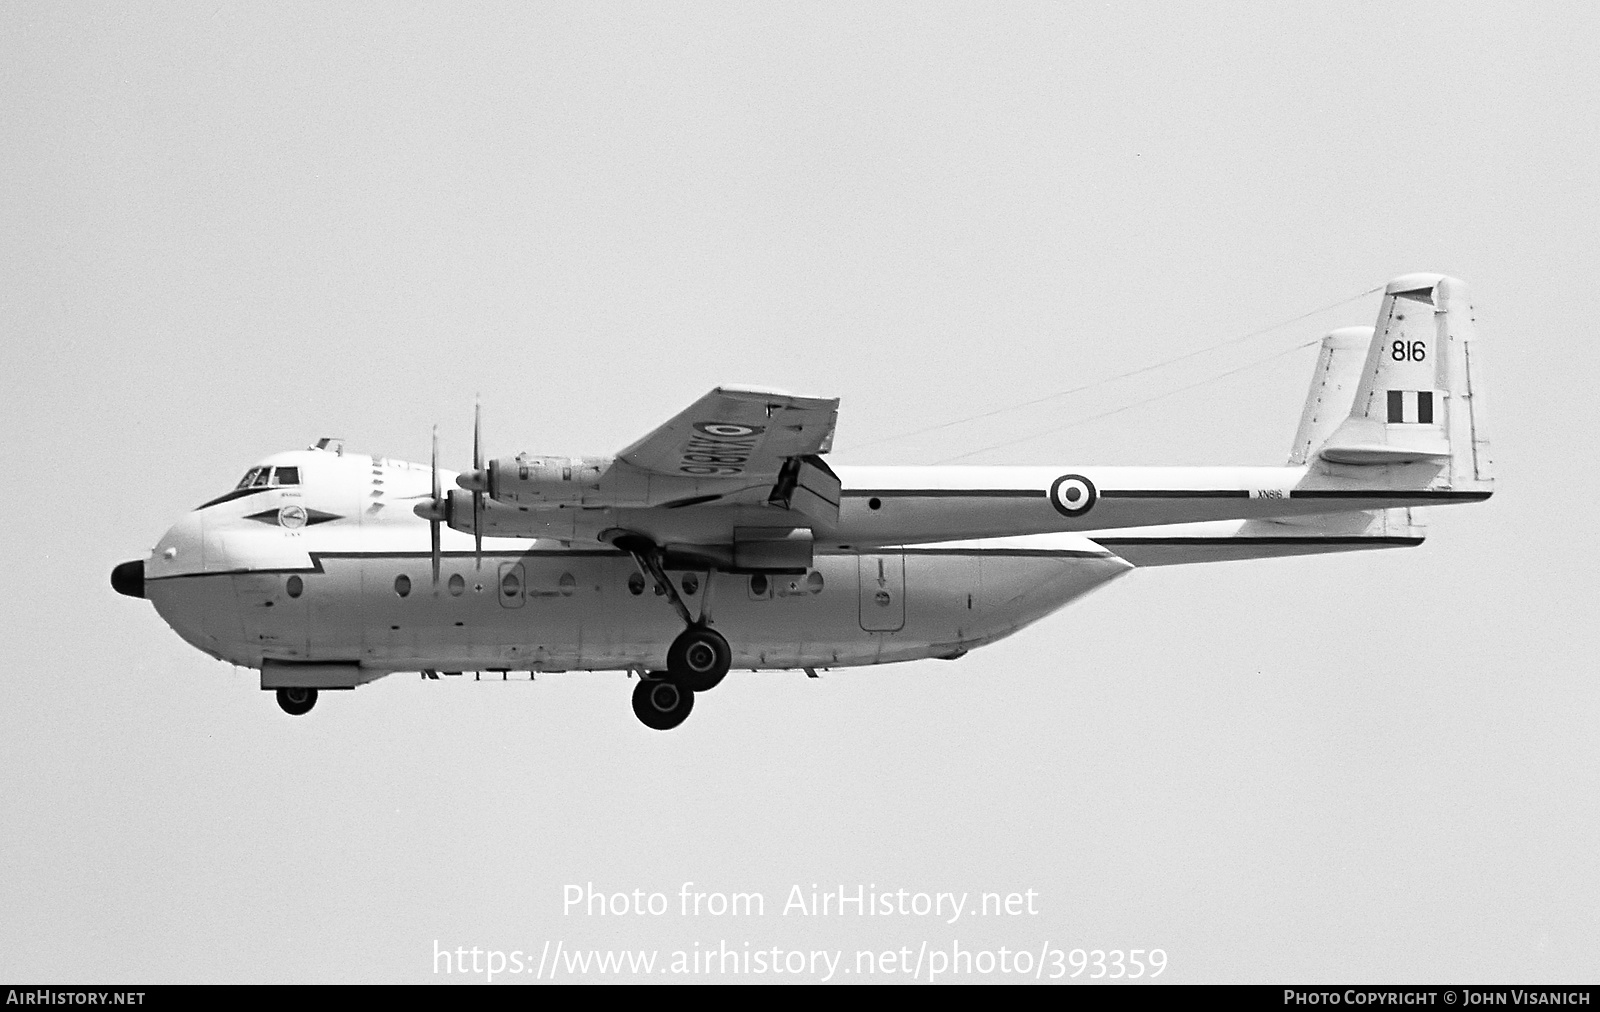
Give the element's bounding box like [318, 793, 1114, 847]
[4, 1, 1597, 983]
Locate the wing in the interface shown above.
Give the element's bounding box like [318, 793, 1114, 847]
[616, 386, 839, 479]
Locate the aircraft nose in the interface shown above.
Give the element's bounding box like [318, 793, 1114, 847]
[111, 559, 146, 599]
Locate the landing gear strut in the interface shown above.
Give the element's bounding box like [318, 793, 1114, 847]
[632, 676, 694, 731]
[276, 686, 317, 716]
[614, 533, 736, 711]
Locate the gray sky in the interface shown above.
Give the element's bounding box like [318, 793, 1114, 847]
[3, 1, 1596, 983]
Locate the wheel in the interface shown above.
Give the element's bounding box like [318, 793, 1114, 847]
[632, 676, 694, 731]
[276, 686, 317, 716]
[667, 626, 732, 692]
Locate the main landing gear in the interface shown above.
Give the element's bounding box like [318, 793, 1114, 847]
[629, 626, 732, 731]
[668, 626, 731, 692]
[276, 686, 317, 716]
[632, 675, 694, 731]
[614, 534, 736, 730]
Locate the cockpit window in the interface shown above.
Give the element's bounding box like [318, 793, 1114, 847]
[233, 465, 302, 489]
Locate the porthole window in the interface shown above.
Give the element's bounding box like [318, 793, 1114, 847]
[501, 572, 521, 598]
[394, 574, 411, 598]
[681, 573, 699, 596]
[285, 575, 303, 599]
[627, 572, 645, 596]
[868, 497, 882, 510]
[448, 573, 465, 596]
[806, 571, 824, 594]
[750, 573, 769, 596]
[559, 572, 577, 597]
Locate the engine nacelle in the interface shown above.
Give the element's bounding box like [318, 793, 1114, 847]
[482, 455, 617, 506]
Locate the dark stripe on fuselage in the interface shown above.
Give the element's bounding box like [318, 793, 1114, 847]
[1100, 489, 1250, 499]
[843, 489, 1046, 498]
[898, 548, 1115, 559]
[1093, 536, 1424, 547]
[1288, 490, 1492, 502]
[143, 544, 1116, 581]
[143, 549, 615, 581]
[195, 487, 277, 510]
[844, 487, 1488, 503]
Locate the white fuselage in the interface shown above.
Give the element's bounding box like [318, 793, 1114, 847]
[139, 439, 1481, 679]
[143, 449, 1135, 675]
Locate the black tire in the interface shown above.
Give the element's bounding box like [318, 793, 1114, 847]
[632, 676, 694, 731]
[276, 687, 317, 716]
[667, 626, 732, 692]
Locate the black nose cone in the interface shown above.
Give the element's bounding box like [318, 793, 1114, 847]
[112, 560, 146, 599]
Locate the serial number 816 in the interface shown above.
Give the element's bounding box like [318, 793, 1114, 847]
[1392, 340, 1426, 362]
[1069, 948, 1167, 979]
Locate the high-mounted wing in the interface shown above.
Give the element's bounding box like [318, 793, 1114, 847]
[616, 386, 839, 479]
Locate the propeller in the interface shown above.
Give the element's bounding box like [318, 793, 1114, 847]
[411, 424, 448, 590]
[413, 401, 490, 587]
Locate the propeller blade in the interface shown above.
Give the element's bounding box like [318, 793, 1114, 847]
[431, 518, 442, 589]
[473, 397, 483, 571]
[473, 395, 483, 471]
[473, 492, 483, 571]
[431, 424, 441, 504]
[430, 424, 442, 589]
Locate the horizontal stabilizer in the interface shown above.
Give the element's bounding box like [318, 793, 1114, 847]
[1091, 509, 1423, 568]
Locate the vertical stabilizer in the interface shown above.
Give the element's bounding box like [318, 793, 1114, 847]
[1288, 326, 1372, 465]
[1316, 274, 1492, 493]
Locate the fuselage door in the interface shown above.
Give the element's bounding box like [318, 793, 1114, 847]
[498, 561, 526, 609]
[858, 552, 905, 632]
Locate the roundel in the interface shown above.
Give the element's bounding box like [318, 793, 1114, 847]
[693, 421, 764, 438]
[1048, 474, 1097, 517]
[278, 504, 308, 529]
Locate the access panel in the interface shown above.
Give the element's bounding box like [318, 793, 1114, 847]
[857, 552, 905, 632]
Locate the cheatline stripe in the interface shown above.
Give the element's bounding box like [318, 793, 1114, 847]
[898, 548, 1114, 558]
[1289, 490, 1490, 501]
[840, 488, 1488, 501]
[1093, 536, 1424, 547]
[1101, 489, 1249, 499]
[842, 489, 1045, 498]
[194, 486, 276, 510]
[143, 544, 1125, 580]
[143, 510, 1463, 581]
[143, 550, 619, 580]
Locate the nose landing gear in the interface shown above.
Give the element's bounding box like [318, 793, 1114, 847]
[276, 686, 318, 716]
